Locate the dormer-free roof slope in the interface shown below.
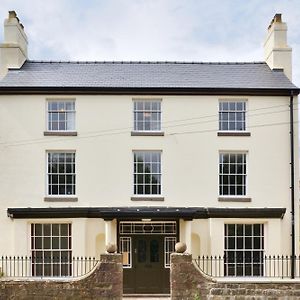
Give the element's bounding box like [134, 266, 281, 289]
[0, 60, 298, 95]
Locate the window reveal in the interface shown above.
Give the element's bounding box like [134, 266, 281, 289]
[219, 153, 246, 196]
[134, 151, 161, 195]
[219, 101, 246, 131]
[224, 224, 264, 276]
[134, 100, 161, 131]
[47, 152, 76, 196]
[47, 100, 75, 131]
[31, 223, 72, 277]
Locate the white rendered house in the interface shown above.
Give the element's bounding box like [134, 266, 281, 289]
[0, 11, 299, 294]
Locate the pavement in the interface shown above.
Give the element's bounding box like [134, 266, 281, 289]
[124, 298, 170, 300]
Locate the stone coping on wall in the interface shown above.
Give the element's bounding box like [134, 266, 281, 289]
[0, 272, 96, 282]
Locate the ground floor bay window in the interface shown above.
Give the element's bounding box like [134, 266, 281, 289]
[224, 224, 264, 276]
[31, 223, 72, 276]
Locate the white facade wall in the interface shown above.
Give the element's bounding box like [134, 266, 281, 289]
[0, 94, 298, 257]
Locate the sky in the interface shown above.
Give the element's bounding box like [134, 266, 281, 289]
[0, 0, 300, 86]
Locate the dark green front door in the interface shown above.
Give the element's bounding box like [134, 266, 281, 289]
[123, 235, 170, 294]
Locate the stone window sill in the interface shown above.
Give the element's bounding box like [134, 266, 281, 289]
[44, 196, 78, 202]
[218, 197, 252, 202]
[217, 131, 251, 137]
[44, 131, 78, 136]
[131, 131, 164, 136]
[131, 196, 164, 201]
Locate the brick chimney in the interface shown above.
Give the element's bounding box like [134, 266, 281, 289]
[264, 14, 292, 81]
[0, 11, 28, 79]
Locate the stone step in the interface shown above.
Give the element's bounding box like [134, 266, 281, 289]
[123, 294, 170, 299]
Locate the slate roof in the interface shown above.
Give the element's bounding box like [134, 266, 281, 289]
[0, 60, 297, 91]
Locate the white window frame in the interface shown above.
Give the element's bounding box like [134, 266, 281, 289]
[46, 99, 76, 132]
[219, 100, 247, 131]
[133, 99, 162, 132]
[224, 223, 264, 277]
[119, 221, 177, 235]
[133, 150, 162, 196]
[164, 236, 176, 268]
[31, 223, 72, 277]
[219, 152, 247, 197]
[46, 151, 76, 197]
[119, 237, 132, 268]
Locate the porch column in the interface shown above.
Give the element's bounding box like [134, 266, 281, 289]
[104, 219, 117, 246]
[184, 220, 192, 254]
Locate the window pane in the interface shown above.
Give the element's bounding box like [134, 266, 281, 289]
[254, 224, 261, 236]
[61, 225, 69, 236]
[52, 224, 59, 236]
[228, 237, 235, 249]
[52, 112, 58, 121]
[61, 237, 68, 249]
[35, 224, 42, 236]
[52, 122, 58, 130]
[222, 102, 228, 110]
[44, 224, 51, 236]
[44, 237, 51, 249]
[145, 185, 151, 194]
[137, 185, 143, 194]
[66, 185, 73, 195]
[59, 185, 66, 195]
[237, 237, 243, 249]
[35, 238, 42, 249]
[236, 102, 244, 110]
[66, 102, 74, 110]
[228, 102, 234, 110]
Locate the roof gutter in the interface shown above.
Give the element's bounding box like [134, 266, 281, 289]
[0, 87, 298, 96]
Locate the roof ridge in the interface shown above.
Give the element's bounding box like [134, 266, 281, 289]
[26, 60, 266, 65]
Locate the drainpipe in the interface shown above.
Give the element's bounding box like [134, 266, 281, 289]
[290, 91, 295, 279]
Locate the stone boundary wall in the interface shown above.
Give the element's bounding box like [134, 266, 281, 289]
[170, 253, 300, 300]
[0, 253, 123, 300]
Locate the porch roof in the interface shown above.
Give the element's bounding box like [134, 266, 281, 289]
[7, 207, 286, 220]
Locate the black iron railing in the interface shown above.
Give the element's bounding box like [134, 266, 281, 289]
[0, 256, 100, 278]
[193, 255, 300, 278]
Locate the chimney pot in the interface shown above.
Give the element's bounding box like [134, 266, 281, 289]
[268, 14, 282, 30]
[8, 11, 17, 19]
[274, 13, 282, 23]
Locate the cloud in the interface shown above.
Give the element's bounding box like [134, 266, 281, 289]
[0, 0, 299, 85]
